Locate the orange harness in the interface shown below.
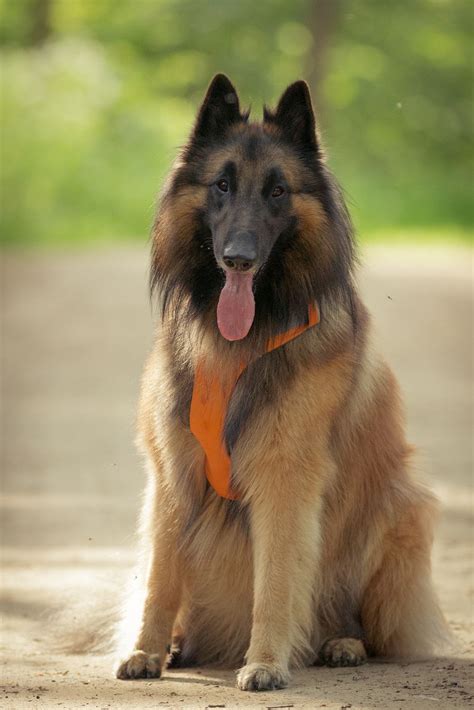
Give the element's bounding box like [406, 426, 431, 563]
[190, 304, 320, 499]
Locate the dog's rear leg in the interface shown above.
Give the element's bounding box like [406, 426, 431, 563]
[115, 508, 183, 680]
[318, 612, 368, 667]
[165, 619, 196, 669]
[361, 498, 449, 658]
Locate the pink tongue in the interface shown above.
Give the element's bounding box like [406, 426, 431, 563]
[217, 271, 255, 341]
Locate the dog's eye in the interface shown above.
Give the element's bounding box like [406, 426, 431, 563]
[217, 179, 229, 193]
[272, 185, 285, 198]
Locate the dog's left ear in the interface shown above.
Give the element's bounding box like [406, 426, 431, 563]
[265, 81, 318, 151]
[192, 73, 242, 141]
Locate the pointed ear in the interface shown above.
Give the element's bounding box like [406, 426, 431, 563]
[192, 74, 242, 141]
[265, 80, 318, 151]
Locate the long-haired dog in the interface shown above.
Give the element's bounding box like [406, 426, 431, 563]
[115, 74, 448, 691]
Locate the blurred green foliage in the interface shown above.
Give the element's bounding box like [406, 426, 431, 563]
[1, 0, 472, 245]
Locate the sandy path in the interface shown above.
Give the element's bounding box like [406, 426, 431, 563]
[1, 244, 472, 709]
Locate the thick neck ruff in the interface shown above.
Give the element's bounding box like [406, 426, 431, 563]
[190, 303, 320, 499]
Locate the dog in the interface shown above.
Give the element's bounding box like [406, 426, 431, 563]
[115, 74, 448, 691]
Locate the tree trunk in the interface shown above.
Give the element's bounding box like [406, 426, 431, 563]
[305, 0, 342, 123]
[30, 0, 52, 45]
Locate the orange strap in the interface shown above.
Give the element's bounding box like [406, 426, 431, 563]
[190, 303, 320, 499]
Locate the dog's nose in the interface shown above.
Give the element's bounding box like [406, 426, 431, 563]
[223, 231, 257, 272]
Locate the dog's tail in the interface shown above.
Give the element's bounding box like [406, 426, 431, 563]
[48, 563, 148, 659]
[48, 576, 122, 656]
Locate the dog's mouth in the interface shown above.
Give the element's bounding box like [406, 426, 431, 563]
[217, 270, 255, 341]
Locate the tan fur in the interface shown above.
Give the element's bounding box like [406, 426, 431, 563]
[115, 292, 449, 689]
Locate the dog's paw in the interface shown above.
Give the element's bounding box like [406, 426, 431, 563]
[236, 662, 289, 691]
[115, 650, 162, 680]
[166, 645, 182, 668]
[319, 637, 367, 667]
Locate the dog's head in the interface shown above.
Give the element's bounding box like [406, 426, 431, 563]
[152, 74, 355, 342]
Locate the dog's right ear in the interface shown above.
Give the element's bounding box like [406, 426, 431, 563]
[191, 74, 242, 142]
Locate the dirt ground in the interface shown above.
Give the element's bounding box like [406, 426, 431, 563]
[1, 244, 473, 709]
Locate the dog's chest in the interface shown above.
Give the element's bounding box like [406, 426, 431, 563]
[188, 304, 320, 499]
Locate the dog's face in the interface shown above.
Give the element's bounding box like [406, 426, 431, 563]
[152, 75, 354, 342]
[206, 146, 294, 279]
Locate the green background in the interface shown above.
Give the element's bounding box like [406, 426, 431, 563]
[1, 0, 472, 246]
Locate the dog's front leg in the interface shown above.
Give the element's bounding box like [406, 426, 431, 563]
[115, 502, 182, 680]
[237, 477, 322, 691]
